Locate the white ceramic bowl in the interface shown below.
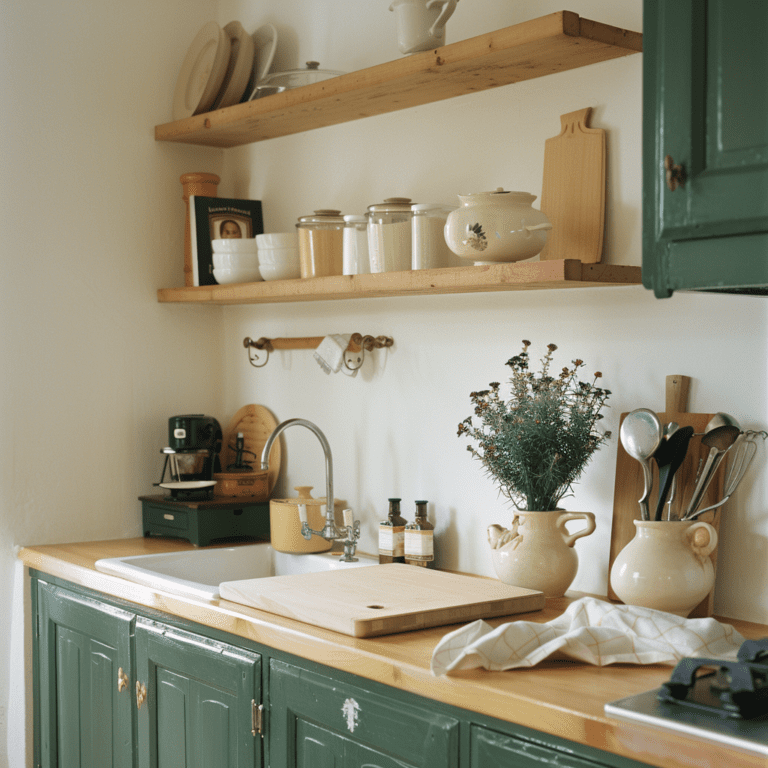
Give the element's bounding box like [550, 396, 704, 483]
[256, 233, 299, 249]
[258, 247, 300, 263]
[259, 261, 301, 281]
[213, 266, 262, 284]
[212, 252, 259, 269]
[211, 238, 258, 254]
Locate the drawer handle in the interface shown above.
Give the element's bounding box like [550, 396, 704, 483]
[136, 680, 147, 710]
[664, 154, 686, 191]
[117, 667, 129, 693]
[163, 514, 174, 520]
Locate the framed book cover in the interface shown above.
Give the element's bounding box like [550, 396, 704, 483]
[189, 196, 264, 285]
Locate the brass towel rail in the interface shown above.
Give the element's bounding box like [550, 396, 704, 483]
[243, 334, 394, 369]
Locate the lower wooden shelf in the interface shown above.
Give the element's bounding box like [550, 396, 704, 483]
[156, 261, 642, 305]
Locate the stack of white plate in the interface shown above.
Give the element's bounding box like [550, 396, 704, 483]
[172, 22, 278, 120]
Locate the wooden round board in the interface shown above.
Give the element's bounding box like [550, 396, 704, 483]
[220, 405, 281, 492]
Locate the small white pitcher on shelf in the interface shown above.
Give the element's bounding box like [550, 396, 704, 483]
[389, 0, 459, 54]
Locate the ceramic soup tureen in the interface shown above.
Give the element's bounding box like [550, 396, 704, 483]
[444, 188, 552, 265]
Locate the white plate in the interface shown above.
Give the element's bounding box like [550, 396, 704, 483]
[247, 23, 278, 99]
[212, 21, 255, 110]
[160, 481, 217, 490]
[172, 21, 231, 120]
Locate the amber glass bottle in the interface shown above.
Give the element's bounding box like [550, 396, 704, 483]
[404, 500, 434, 568]
[378, 498, 407, 563]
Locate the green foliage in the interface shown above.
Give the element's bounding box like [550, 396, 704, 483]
[458, 341, 611, 511]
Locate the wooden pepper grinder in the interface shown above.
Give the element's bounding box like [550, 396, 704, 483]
[180, 173, 220, 286]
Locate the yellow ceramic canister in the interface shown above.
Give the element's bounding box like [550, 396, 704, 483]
[269, 486, 332, 553]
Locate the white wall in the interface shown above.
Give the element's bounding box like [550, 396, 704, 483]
[1, 0, 224, 764]
[2, 0, 768, 765]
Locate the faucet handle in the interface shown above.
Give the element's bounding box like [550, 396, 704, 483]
[342, 508, 354, 528]
[297, 504, 308, 524]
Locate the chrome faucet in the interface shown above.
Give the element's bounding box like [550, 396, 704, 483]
[260, 418, 360, 561]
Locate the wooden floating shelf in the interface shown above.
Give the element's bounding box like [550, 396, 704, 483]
[155, 11, 642, 148]
[157, 261, 642, 305]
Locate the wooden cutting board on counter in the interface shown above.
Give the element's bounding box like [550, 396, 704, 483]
[608, 375, 726, 617]
[220, 564, 545, 638]
[539, 107, 606, 263]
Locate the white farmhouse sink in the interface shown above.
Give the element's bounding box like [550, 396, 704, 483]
[95, 542, 377, 601]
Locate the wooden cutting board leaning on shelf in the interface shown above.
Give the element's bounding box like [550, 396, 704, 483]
[608, 375, 726, 617]
[220, 564, 545, 638]
[539, 107, 606, 264]
[216, 404, 281, 497]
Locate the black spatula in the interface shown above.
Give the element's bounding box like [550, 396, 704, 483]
[654, 425, 695, 521]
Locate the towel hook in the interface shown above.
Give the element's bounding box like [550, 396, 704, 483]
[243, 337, 271, 368]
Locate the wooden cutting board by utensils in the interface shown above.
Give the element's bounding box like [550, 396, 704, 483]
[220, 564, 545, 638]
[608, 375, 725, 617]
[220, 405, 280, 492]
[539, 107, 605, 263]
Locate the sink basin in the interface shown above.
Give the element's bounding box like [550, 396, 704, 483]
[95, 542, 377, 601]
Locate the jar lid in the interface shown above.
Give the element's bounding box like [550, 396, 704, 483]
[343, 214, 366, 223]
[297, 209, 344, 225]
[366, 197, 413, 213]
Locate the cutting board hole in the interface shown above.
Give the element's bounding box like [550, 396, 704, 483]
[367, 605, 385, 610]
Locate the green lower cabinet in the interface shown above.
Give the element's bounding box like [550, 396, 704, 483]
[36, 582, 134, 768]
[135, 618, 262, 768]
[472, 725, 614, 768]
[269, 659, 460, 768]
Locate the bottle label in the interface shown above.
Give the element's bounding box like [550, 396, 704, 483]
[379, 525, 405, 557]
[404, 530, 434, 560]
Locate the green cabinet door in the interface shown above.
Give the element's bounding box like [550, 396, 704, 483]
[135, 617, 262, 768]
[269, 659, 459, 768]
[643, 0, 768, 296]
[36, 581, 134, 768]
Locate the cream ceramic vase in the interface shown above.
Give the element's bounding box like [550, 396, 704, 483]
[487, 510, 596, 597]
[444, 188, 552, 265]
[610, 520, 718, 617]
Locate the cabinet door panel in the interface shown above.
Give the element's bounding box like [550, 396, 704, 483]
[135, 618, 261, 768]
[37, 582, 134, 768]
[270, 659, 459, 768]
[472, 725, 605, 768]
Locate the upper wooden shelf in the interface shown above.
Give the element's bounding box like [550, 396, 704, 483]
[155, 11, 642, 148]
[157, 261, 642, 305]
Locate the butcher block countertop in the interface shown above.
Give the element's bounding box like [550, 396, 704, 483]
[18, 537, 768, 768]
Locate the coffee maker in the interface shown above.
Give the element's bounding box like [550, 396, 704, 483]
[158, 415, 222, 500]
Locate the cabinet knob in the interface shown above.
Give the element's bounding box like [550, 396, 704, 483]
[136, 680, 147, 710]
[664, 154, 686, 191]
[117, 667, 129, 693]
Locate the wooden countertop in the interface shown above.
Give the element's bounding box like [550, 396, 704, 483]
[18, 538, 768, 768]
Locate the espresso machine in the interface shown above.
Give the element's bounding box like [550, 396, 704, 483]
[157, 415, 222, 501]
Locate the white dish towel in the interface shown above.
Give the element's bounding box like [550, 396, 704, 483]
[313, 334, 357, 377]
[430, 597, 745, 676]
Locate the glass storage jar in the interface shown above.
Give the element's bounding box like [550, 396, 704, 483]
[366, 197, 414, 273]
[411, 203, 456, 269]
[296, 210, 345, 277]
[342, 215, 370, 275]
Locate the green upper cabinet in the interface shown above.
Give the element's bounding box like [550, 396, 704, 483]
[643, 0, 768, 297]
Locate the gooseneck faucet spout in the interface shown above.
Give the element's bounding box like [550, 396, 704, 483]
[261, 418, 333, 524]
[260, 418, 359, 559]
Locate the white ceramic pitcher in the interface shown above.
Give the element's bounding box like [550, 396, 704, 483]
[389, 0, 459, 54]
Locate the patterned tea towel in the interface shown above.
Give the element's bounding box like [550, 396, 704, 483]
[430, 597, 745, 676]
